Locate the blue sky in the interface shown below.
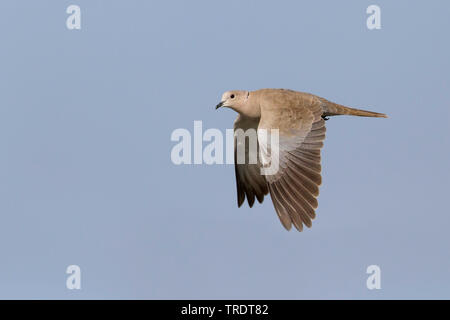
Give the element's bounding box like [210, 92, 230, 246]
[0, 0, 449, 299]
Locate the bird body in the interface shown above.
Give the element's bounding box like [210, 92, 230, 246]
[216, 89, 387, 231]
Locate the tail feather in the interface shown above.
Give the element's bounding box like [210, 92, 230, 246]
[321, 99, 387, 118]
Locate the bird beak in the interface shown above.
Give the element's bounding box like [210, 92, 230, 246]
[215, 101, 225, 110]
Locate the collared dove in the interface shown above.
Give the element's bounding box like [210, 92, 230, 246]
[216, 88, 387, 231]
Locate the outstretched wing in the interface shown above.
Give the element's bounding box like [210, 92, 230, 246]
[233, 115, 269, 208]
[258, 93, 326, 231]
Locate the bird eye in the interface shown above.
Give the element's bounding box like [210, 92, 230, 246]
[230, 94, 235, 99]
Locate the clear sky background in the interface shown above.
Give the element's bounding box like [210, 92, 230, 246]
[1, 0, 449, 299]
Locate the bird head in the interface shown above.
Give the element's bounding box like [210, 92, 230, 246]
[215, 90, 249, 111]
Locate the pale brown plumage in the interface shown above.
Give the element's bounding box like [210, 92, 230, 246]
[217, 88, 387, 231]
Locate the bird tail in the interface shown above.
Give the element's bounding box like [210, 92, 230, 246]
[321, 99, 388, 118]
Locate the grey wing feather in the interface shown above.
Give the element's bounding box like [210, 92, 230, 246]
[234, 115, 269, 208]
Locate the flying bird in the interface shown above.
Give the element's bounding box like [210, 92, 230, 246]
[215, 88, 387, 231]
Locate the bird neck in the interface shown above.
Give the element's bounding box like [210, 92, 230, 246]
[236, 92, 261, 118]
